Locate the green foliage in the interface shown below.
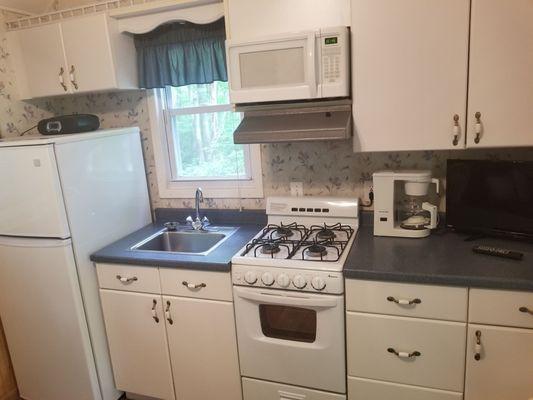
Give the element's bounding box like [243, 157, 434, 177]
[166, 82, 246, 179]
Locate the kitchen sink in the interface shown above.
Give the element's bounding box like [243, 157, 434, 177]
[131, 226, 238, 256]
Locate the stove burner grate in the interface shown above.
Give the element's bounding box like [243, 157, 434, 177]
[240, 221, 354, 261]
[305, 244, 328, 258]
[261, 242, 281, 255]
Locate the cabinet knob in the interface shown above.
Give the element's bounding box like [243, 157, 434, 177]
[387, 347, 421, 359]
[151, 299, 159, 323]
[519, 306, 533, 316]
[452, 114, 460, 146]
[58, 67, 67, 91]
[474, 330, 482, 361]
[474, 112, 482, 144]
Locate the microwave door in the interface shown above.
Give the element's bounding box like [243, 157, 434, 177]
[227, 32, 318, 103]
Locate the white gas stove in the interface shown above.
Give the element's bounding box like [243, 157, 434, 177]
[231, 196, 359, 295]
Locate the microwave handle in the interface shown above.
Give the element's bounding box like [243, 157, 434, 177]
[235, 287, 338, 308]
[307, 32, 318, 98]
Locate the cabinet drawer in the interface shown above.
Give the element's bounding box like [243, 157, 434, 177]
[469, 288, 533, 329]
[348, 377, 463, 400]
[346, 280, 468, 321]
[159, 268, 232, 301]
[96, 263, 160, 294]
[347, 312, 466, 391]
[243, 377, 345, 400]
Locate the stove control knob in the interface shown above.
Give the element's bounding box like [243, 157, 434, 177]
[293, 275, 307, 289]
[311, 276, 327, 291]
[261, 272, 275, 286]
[244, 271, 258, 285]
[277, 273, 290, 288]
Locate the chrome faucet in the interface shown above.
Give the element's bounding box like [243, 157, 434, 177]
[186, 188, 210, 230]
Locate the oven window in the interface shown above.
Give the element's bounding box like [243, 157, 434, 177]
[259, 305, 317, 343]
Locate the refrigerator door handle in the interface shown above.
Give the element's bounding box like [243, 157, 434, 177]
[0, 236, 72, 248]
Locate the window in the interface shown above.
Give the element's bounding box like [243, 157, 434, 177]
[148, 82, 263, 198]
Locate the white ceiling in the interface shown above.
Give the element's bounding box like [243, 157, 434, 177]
[0, 0, 53, 14]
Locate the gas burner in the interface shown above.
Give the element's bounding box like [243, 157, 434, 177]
[263, 222, 308, 241]
[274, 227, 294, 239]
[316, 229, 336, 240]
[305, 244, 328, 258]
[261, 242, 281, 255]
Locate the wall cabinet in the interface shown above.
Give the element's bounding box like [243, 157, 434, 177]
[225, 0, 350, 40]
[351, 0, 470, 152]
[351, 0, 533, 151]
[96, 263, 242, 400]
[8, 13, 137, 100]
[466, 0, 533, 148]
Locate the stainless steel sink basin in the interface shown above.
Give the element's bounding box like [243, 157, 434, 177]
[131, 227, 238, 256]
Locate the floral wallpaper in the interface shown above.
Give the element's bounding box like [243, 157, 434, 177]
[1, 8, 533, 212]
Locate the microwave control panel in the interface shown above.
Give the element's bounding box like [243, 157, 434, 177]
[318, 27, 349, 96]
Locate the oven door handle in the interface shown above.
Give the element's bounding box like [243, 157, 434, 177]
[235, 288, 339, 308]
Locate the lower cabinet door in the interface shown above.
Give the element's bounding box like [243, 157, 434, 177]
[348, 377, 463, 400]
[99, 290, 175, 400]
[164, 295, 242, 400]
[465, 324, 533, 400]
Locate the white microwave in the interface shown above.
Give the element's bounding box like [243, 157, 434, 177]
[226, 26, 350, 104]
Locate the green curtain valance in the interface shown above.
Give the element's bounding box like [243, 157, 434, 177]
[134, 18, 227, 89]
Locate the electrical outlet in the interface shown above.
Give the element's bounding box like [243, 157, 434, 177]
[362, 180, 373, 203]
[290, 182, 304, 197]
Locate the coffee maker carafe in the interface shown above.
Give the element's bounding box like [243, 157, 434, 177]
[373, 170, 440, 238]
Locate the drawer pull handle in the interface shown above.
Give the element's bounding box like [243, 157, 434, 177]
[474, 330, 482, 361]
[387, 347, 421, 359]
[165, 301, 173, 325]
[519, 306, 533, 315]
[182, 281, 207, 290]
[387, 296, 421, 305]
[116, 275, 138, 284]
[151, 299, 159, 323]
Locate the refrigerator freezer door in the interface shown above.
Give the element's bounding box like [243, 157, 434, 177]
[0, 236, 101, 400]
[0, 144, 70, 238]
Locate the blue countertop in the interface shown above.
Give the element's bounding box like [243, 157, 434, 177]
[344, 224, 533, 291]
[90, 209, 265, 272]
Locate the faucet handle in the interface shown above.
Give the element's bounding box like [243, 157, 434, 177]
[202, 216, 210, 228]
[186, 216, 194, 225]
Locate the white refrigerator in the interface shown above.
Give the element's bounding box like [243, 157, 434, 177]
[0, 128, 151, 400]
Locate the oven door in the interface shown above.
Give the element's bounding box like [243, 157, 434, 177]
[226, 32, 318, 104]
[233, 286, 346, 393]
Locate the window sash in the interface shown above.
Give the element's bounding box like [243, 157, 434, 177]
[162, 87, 251, 182]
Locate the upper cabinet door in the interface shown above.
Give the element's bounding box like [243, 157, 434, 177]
[467, 0, 533, 148]
[8, 23, 69, 99]
[61, 14, 117, 93]
[351, 0, 470, 152]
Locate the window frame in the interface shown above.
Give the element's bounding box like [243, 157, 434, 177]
[147, 87, 263, 199]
